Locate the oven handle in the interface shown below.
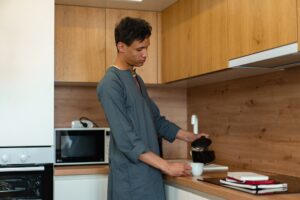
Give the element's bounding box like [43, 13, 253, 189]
[0, 166, 45, 172]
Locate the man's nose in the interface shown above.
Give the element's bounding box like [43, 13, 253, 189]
[142, 50, 148, 58]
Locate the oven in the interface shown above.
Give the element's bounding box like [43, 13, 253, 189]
[0, 147, 54, 200]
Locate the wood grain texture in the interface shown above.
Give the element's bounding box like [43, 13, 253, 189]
[55, 86, 187, 159]
[157, 13, 162, 84]
[190, 0, 228, 76]
[55, 5, 106, 82]
[55, 85, 108, 128]
[165, 172, 300, 200]
[298, 0, 300, 51]
[161, 0, 192, 82]
[55, 165, 109, 176]
[105, 9, 158, 84]
[162, 0, 228, 83]
[228, 0, 297, 59]
[187, 67, 300, 178]
[148, 87, 188, 159]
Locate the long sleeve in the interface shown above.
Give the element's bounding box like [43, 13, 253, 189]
[148, 98, 180, 143]
[97, 78, 149, 164]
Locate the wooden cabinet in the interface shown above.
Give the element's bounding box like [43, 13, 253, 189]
[298, 0, 300, 51]
[106, 9, 159, 84]
[162, 0, 228, 83]
[190, 0, 228, 77]
[54, 175, 108, 200]
[228, 0, 298, 59]
[55, 5, 106, 83]
[162, 0, 192, 82]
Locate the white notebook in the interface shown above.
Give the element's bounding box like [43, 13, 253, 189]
[227, 172, 269, 181]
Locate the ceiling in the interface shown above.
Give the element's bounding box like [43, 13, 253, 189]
[55, 0, 177, 11]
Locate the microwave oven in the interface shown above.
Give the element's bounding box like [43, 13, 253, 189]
[54, 128, 110, 165]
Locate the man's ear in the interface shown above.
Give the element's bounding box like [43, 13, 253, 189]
[117, 42, 126, 53]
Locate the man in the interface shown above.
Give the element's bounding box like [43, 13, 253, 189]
[97, 17, 207, 200]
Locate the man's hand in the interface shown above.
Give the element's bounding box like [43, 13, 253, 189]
[176, 129, 209, 143]
[139, 152, 191, 177]
[161, 162, 192, 177]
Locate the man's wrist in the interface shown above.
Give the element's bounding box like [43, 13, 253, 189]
[159, 159, 169, 173]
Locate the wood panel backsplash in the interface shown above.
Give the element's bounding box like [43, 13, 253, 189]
[187, 67, 300, 177]
[55, 85, 187, 159]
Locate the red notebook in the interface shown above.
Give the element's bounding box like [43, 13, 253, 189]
[220, 178, 288, 190]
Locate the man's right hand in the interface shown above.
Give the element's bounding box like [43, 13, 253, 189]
[139, 152, 192, 177]
[161, 162, 192, 177]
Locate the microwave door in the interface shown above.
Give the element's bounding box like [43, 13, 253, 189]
[56, 129, 105, 164]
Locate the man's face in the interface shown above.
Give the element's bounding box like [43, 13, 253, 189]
[118, 37, 150, 67]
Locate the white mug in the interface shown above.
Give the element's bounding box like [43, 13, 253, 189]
[190, 162, 204, 176]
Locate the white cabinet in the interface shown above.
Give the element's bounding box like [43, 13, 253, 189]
[165, 184, 224, 200]
[0, 0, 54, 146]
[54, 175, 108, 200]
[165, 184, 190, 200]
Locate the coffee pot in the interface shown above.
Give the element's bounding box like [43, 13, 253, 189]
[191, 136, 215, 163]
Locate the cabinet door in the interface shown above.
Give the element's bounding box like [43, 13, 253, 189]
[228, 0, 297, 59]
[162, 0, 227, 83]
[190, 0, 228, 76]
[0, 0, 53, 146]
[55, 5, 106, 83]
[162, 0, 192, 82]
[165, 184, 223, 200]
[54, 175, 108, 200]
[165, 184, 190, 200]
[106, 9, 158, 84]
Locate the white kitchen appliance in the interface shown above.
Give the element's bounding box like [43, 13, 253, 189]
[0, 147, 54, 199]
[54, 128, 110, 165]
[0, 0, 54, 147]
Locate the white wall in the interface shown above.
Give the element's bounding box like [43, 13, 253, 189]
[0, 0, 54, 146]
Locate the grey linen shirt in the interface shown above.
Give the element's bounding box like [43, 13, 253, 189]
[97, 66, 180, 200]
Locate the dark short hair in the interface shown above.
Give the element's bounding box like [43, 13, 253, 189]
[115, 17, 152, 46]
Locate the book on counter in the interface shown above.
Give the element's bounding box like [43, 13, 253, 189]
[227, 172, 269, 181]
[220, 179, 288, 189]
[225, 177, 276, 185]
[223, 184, 288, 195]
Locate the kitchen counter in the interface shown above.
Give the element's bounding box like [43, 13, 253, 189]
[54, 165, 300, 200]
[54, 165, 109, 176]
[165, 171, 300, 200]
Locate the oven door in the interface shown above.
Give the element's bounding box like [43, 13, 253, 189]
[0, 164, 53, 200]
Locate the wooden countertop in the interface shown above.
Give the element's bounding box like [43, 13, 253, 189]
[54, 164, 300, 200]
[165, 171, 300, 200]
[54, 165, 109, 176]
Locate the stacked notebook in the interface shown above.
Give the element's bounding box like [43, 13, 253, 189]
[220, 172, 288, 194]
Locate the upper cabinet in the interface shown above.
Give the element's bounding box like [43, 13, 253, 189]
[55, 5, 106, 83]
[228, 0, 298, 59]
[162, 0, 299, 83]
[162, 0, 228, 83]
[190, 0, 228, 77]
[105, 9, 159, 84]
[1, 0, 54, 146]
[55, 6, 159, 84]
[55, 0, 299, 84]
[162, 0, 192, 82]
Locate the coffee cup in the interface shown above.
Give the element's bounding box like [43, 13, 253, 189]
[190, 162, 204, 176]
